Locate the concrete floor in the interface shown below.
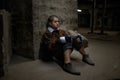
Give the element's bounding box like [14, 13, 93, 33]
[3, 39, 120, 80]
[1, 29, 120, 80]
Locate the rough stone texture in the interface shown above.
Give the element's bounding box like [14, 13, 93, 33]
[9, 0, 34, 58]
[0, 10, 11, 78]
[32, 0, 78, 59]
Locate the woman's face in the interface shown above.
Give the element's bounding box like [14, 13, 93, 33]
[49, 17, 60, 29]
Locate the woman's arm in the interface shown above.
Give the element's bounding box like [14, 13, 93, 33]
[41, 32, 58, 51]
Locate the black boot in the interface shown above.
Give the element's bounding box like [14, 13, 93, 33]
[82, 55, 95, 66]
[62, 63, 80, 75]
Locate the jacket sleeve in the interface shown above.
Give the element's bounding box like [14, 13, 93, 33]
[41, 33, 50, 48]
[41, 32, 58, 51]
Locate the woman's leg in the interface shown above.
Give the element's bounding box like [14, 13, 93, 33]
[73, 37, 95, 66]
[79, 47, 95, 66]
[63, 48, 80, 75]
[64, 49, 72, 64]
[79, 46, 88, 55]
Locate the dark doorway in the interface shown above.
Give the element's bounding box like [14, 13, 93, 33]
[10, 0, 34, 60]
[78, 9, 90, 28]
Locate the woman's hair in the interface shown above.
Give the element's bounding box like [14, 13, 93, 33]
[46, 15, 59, 28]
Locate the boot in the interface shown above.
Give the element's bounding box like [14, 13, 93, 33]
[62, 63, 80, 75]
[82, 55, 95, 66]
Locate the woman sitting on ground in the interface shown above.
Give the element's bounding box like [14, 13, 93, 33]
[39, 15, 95, 75]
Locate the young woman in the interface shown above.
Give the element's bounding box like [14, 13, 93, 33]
[39, 15, 95, 75]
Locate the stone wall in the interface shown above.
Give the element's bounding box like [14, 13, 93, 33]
[1, 0, 78, 60]
[0, 10, 11, 78]
[32, 0, 78, 59]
